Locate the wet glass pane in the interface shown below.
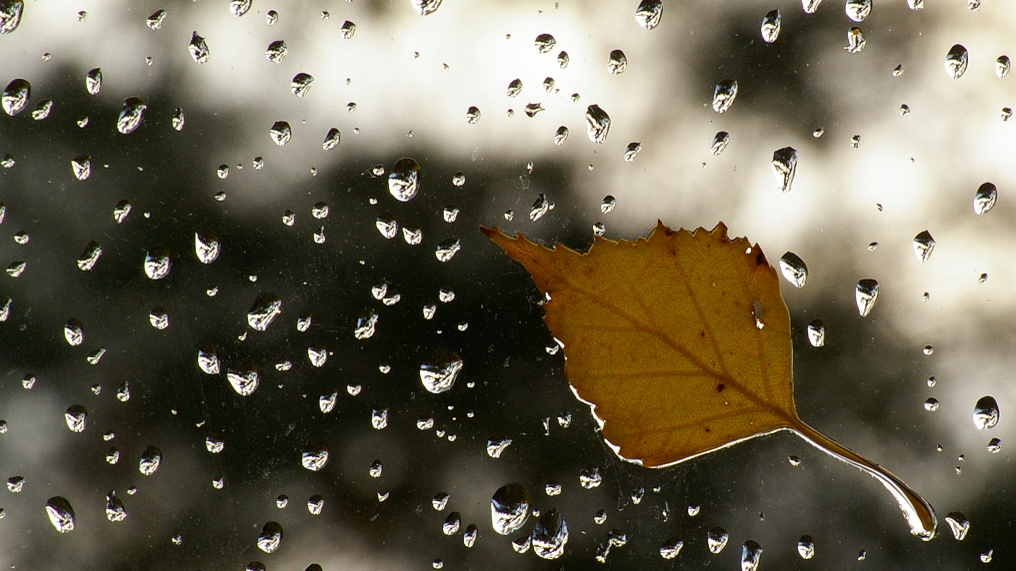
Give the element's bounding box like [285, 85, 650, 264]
[0, 1, 1010, 568]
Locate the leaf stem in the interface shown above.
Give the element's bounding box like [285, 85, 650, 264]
[790, 420, 937, 540]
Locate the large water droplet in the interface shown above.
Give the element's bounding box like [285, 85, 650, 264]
[2, 78, 30, 116]
[301, 443, 329, 471]
[355, 308, 378, 340]
[797, 535, 815, 559]
[189, 31, 210, 63]
[855, 279, 879, 317]
[973, 396, 999, 430]
[116, 97, 147, 134]
[973, 182, 996, 215]
[266, 40, 287, 63]
[845, 0, 871, 22]
[634, 0, 663, 30]
[996, 55, 1010, 78]
[761, 10, 781, 43]
[845, 27, 865, 53]
[248, 293, 282, 331]
[340, 20, 356, 38]
[45, 496, 75, 533]
[435, 238, 461, 262]
[534, 33, 556, 53]
[707, 527, 728, 553]
[77, 241, 102, 271]
[908, 0, 924, 8]
[585, 104, 610, 143]
[84, 68, 102, 95]
[944, 512, 969, 540]
[105, 492, 127, 522]
[532, 508, 568, 559]
[607, 50, 627, 74]
[741, 540, 763, 571]
[291, 73, 314, 97]
[144, 246, 171, 279]
[64, 405, 87, 432]
[659, 537, 683, 559]
[771, 146, 798, 192]
[779, 252, 808, 288]
[146, 9, 166, 29]
[388, 157, 421, 202]
[71, 155, 91, 181]
[802, 0, 822, 13]
[529, 194, 551, 221]
[420, 349, 463, 394]
[710, 131, 730, 155]
[226, 366, 259, 396]
[945, 44, 969, 79]
[230, 0, 252, 17]
[491, 483, 531, 535]
[442, 512, 461, 535]
[198, 345, 220, 375]
[807, 319, 825, 347]
[411, 0, 442, 16]
[64, 318, 84, 346]
[194, 230, 220, 264]
[257, 522, 283, 553]
[712, 79, 738, 113]
[270, 121, 292, 146]
[912, 230, 935, 262]
[139, 445, 162, 475]
[0, 0, 24, 34]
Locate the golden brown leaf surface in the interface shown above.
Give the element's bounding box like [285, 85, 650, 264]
[483, 221, 796, 467]
[483, 221, 938, 539]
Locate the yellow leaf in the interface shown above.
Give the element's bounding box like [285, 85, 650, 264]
[482, 221, 938, 540]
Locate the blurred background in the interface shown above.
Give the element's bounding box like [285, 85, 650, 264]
[0, 0, 1014, 569]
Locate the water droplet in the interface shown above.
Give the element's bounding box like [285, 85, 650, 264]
[229, 0, 251, 16]
[607, 50, 627, 74]
[29, 99, 51, 121]
[264, 40, 288, 63]
[944, 512, 969, 540]
[579, 465, 602, 488]
[146, 9, 166, 29]
[761, 10, 781, 43]
[634, 0, 663, 30]
[301, 444, 329, 471]
[924, 398, 939, 412]
[115, 381, 130, 401]
[807, 319, 825, 347]
[945, 44, 968, 79]
[623, 142, 642, 163]
[712, 79, 738, 113]
[973, 182, 996, 215]
[114, 97, 148, 135]
[532, 508, 568, 559]
[900, 103, 911, 116]
[198, 345, 220, 375]
[996, 55, 1010, 78]
[710, 131, 730, 155]
[707, 527, 729, 554]
[45, 496, 75, 533]
[205, 435, 224, 453]
[779, 252, 808, 288]
[64, 318, 84, 346]
[435, 238, 461, 262]
[598, 196, 617, 215]
[465, 106, 481, 124]
[105, 492, 126, 522]
[557, 51, 570, 68]
[593, 510, 608, 524]
[845, 0, 871, 22]
[355, 308, 378, 340]
[81, 68, 104, 96]
[412, 0, 442, 16]
[797, 535, 815, 559]
[2, 78, 29, 116]
[771, 146, 798, 192]
[529, 194, 551, 221]
[64, 405, 87, 432]
[247, 293, 282, 331]
[973, 395, 999, 430]
[534, 33, 556, 54]
[139, 445, 163, 475]
[402, 224, 422, 245]
[813, 127, 825, 137]
[257, 522, 283, 553]
[420, 348, 463, 393]
[442, 511, 461, 535]
[186, 31, 210, 63]
[269, 121, 292, 146]
[190, 230, 220, 265]
[69, 155, 91, 181]
[987, 437, 1001, 452]
[911, 230, 935, 262]
[307, 346, 328, 367]
[486, 437, 512, 458]
[371, 408, 389, 430]
[802, 0, 822, 14]
[388, 157, 421, 202]
[291, 73, 314, 97]
[0, 0, 24, 34]
[845, 27, 865, 53]
[506, 79, 524, 98]
[741, 540, 763, 571]
[659, 537, 684, 559]
[443, 206, 459, 223]
[226, 366, 259, 396]
[524, 102, 544, 117]
[491, 483, 530, 535]
[585, 104, 610, 143]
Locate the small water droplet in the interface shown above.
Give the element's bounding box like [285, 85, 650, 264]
[980, 549, 993, 563]
[845, 0, 871, 22]
[45, 496, 75, 533]
[807, 319, 825, 347]
[265, 40, 287, 63]
[924, 398, 940, 412]
[371, 408, 388, 429]
[532, 508, 568, 559]
[194, 230, 220, 264]
[707, 527, 729, 554]
[900, 104, 911, 116]
[188, 31, 210, 63]
[420, 348, 463, 393]
[247, 293, 282, 331]
[2, 78, 30, 116]
[923, 345, 934, 356]
[543, 77, 555, 92]
[624, 142, 642, 162]
[802, 0, 822, 14]
[534, 33, 556, 54]
[710, 131, 730, 155]
[411, 0, 443, 16]
[139, 445, 162, 475]
[607, 50, 627, 74]
[912, 230, 935, 262]
[585, 105, 611, 143]
[634, 0, 663, 30]
[712, 79, 738, 113]
[761, 10, 781, 43]
[355, 308, 378, 340]
[529, 194, 551, 221]
[465, 106, 481, 124]
[771, 146, 798, 192]
[996, 55, 1010, 78]
[340, 20, 356, 38]
[659, 537, 684, 559]
[290, 73, 314, 97]
[301, 443, 329, 471]
[64, 405, 87, 432]
[257, 521, 283, 553]
[105, 492, 126, 522]
[779, 252, 808, 288]
[71, 155, 91, 181]
[973, 182, 997, 215]
[270, 121, 292, 146]
[31, 99, 52, 120]
[973, 395, 999, 430]
[442, 511, 461, 535]
[226, 366, 259, 396]
[855, 279, 879, 317]
[198, 345, 220, 375]
[987, 437, 1001, 452]
[945, 44, 969, 79]
[557, 51, 570, 68]
[741, 540, 763, 571]
[944, 512, 969, 540]
[435, 238, 461, 262]
[845, 27, 865, 53]
[388, 157, 421, 202]
[579, 465, 602, 488]
[64, 318, 84, 346]
[146, 9, 166, 30]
